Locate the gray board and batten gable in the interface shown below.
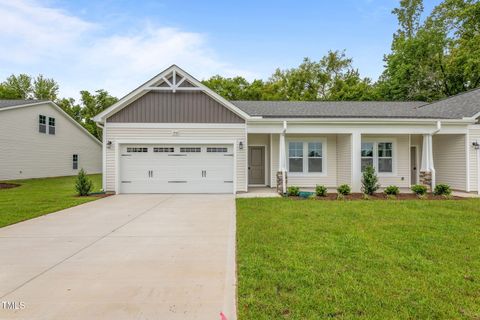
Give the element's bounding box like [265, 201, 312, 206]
[107, 91, 245, 123]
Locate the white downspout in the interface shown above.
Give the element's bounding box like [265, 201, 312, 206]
[96, 121, 106, 192]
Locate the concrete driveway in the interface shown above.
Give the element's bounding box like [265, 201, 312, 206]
[0, 195, 236, 320]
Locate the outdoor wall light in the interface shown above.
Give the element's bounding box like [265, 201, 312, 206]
[239, 141, 244, 150]
[107, 141, 112, 149]
[473, 141, 480, 150]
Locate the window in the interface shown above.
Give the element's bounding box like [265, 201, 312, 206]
[378, 142, 393, 173]
[207, 147, 228, 153]
[288, 141, 324, 174]
[127, 147, 148, 153]
[39, 115, 46, 133]
[48, 117, 55, 135]
[308, 142, 322, 172]
[361, 142, 374, 171]
[154, 147, 174, 153]
[180, 147, 201, 153]
[361, 141, 394, 173]
[288, 142, 303, 173]
[72, 154, 78, 170]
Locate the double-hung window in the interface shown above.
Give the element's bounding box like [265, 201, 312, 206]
[361, 141, 394, 174]
[48, 117, 55, 135]
[72, 154, 78, 170]
[39, 115, 46, 133]
[288, 141, 324, 174]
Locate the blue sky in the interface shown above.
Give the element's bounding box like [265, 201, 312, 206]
[0, 0, 440, 99]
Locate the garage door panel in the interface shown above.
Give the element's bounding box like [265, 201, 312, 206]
[120, 144, 233, 193]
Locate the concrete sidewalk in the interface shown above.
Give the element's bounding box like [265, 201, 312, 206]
[0, 194, 236, 320]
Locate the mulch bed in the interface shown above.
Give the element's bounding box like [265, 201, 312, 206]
[290, 193, 464, 200]
[75, 193, 114, 198]
[0, 183, 20, 189]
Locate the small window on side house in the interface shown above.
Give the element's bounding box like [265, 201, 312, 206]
[73, 154, 78, 170]
[39, 115, 46, 133]
[48, 117, 56, 135]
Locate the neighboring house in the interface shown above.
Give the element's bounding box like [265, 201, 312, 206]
[93, 65, 480, 194]
[0, 100, 102, 180]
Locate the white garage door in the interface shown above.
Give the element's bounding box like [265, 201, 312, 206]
[119, 144, 234, 194]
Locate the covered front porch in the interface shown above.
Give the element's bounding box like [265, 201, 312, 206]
[246, 121, 470, 194]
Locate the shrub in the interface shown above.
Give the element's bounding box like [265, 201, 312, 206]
[75, 168, 93, 196]
[361, 165, 380, 195]
[287, 186, 300, 197]
[434, 184, 452, 196]
[337, 193, 345, 200]
[384, 185, 400, 196]
[337, 184, 351, 196]
[411, 184, 428, 196]
[315, 185, 328, 197]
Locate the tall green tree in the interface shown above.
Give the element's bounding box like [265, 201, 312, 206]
[33, 75, 59, 100]
[0, 74, 59, 100]
[79, 90, 118, 140]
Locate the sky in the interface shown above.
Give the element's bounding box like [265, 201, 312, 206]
[0, 0, 441, 100]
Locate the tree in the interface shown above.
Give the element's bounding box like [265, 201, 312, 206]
[33, 75, 59, 100]
[79, 90, 118, 140]
[0, 74, 59, 100]
[0, 74, 32, 99]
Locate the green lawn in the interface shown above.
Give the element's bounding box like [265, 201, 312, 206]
[0, 174, 102, 228]
[237, 198, 480, 319]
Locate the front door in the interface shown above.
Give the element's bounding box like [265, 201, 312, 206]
[248, 146, 265, 185]
[410, 146, 417, 185]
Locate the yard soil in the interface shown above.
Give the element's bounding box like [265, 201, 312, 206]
[292, 193, 464, 200]
[0, 183, 20, 189]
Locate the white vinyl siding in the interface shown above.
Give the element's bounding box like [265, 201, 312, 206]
[0, 103, 102, 180]
[362, 135, 410, 188]
[271, 134, 337, 188]
[469, 126, 480, 191]
[433, 134, 467, 190]
[105, 125, 247, 192]
[336, 134, 351, 185]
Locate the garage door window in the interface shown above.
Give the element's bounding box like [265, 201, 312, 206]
[180, 147, 201, 153]
[207, 147, 228, 152]
[154, 147, 174, 153]
[127, 147, 148, 153]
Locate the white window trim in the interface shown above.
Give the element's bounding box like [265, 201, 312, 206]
[361, 138, 397, 176]
[286, 137, 327, 176]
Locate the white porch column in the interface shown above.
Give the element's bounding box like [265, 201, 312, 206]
[420, 133, 436, 189]
[277, 121, 287, 194]
[351, 132, 362, 192]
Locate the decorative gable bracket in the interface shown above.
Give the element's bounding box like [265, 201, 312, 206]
[144, 69, 201, 93]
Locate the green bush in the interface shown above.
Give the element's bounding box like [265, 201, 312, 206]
[315, 185, 328, 197]
[337, 184, 351, 196]
[361, 165, 380, 195]
[434, 184, 452, 196]
[411, 184, 428, 196]
[75, 168, 93, 196]
[287, 186, 300, 197]
[384, 185, 400, 196]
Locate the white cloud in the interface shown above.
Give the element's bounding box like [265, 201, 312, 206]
[0, 0, 257, 99]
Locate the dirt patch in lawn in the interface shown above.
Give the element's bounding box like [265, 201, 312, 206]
[291, 193, 464, 200]
[0, 183, 20, 190]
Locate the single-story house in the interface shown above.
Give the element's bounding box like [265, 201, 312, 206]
[0, 100, 102, 180]
[93, 65, 480, 194]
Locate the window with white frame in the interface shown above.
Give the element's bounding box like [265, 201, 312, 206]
[48, 117, 55, 135]
[288, 141, 324, 174]
[361, 141, 394, 173]
[39, 115, 46, 133]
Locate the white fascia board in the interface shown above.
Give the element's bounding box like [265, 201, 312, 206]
[94, 65, 251, 123]
[0, 101, 48, 111]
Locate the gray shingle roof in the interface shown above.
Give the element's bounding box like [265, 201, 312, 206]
[0, 99, 44, 109]
[231, 88, 480, 119]
[413, 87, 480, 119]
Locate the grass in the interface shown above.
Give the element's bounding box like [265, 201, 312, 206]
[237, 198, 480, 319]
[0, 174, 102, 228]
